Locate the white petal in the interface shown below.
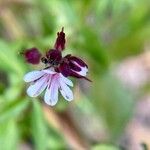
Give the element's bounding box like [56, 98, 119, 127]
[76, 66, 88, 76]
[60, 74, 73, 87]
[24, 71, 45, 82]
[44, 76, 59, 106]
[42, 69, 56, 74]
[72, 61, 88, 76]
[59, 80, 73, 101]
[27, 75, 49, 97]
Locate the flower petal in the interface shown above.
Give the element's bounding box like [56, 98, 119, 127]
[59, 79, 73, 101]
[76, 66, 88, 76]
[27, 75, 49, 97]
[42, 69, 56, 74]
[44, 76, 59, 106]
[60, 74, 73, 87]
[24, 71, 45, 82]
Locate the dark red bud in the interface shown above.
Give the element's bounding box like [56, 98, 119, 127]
[58, 61, 91, 81]
[69, 70, 91, 82]
[54, 27, 66, 51]
[69, 61, 81, 72]
[69, 56, 88, 68]
[64, 54, 71, 59]
[63, 54, 88, 73]
[23, 47, 41, 64]
[58, 62, 70, 77]
[46, 49, 62, 63]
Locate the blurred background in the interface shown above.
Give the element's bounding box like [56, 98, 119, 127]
[0, 0, 150, 150]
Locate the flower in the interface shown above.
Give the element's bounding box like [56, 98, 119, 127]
[23, 28, 90, 106]
[24, 68, 73, 106]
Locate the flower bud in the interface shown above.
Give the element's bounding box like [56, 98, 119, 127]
[46, 49, 62, 65]
[23, 47, 41, 64]
[54, 27, 66, 51]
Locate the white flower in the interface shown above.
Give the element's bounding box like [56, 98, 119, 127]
[23, 69, 73, 106]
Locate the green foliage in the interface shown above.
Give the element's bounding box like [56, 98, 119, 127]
[0, 99, 29, 123]
[0, 40, 25, 76]
[92, 144, 120, 150]
[0, 121, 19, 150]
[91, 72, 134, 140]
[31, 101, 49, 150]
[31, 100, 66, 150]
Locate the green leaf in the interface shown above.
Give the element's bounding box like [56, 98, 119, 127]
[0, 40, 25, 76]
[0, 120, 19, 150]
[92, 144, 120, 150]
[92, 72, 134, 140]
[31, 100, 49, 150]
[31, 100, 66, 149]
[0, 98, 29, 123]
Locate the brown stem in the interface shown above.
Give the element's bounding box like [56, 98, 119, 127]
[42, 104, 90, 150]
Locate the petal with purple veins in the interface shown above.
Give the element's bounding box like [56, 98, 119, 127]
[59, 79, 73, 101]
[27, 75, 49, 97]
[44, 75, 59, 106]
[60, 74, 73, 87]
[74, 66, 88, 76]
[42, 69, 56, 74]
[24, 71, 45, 82]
